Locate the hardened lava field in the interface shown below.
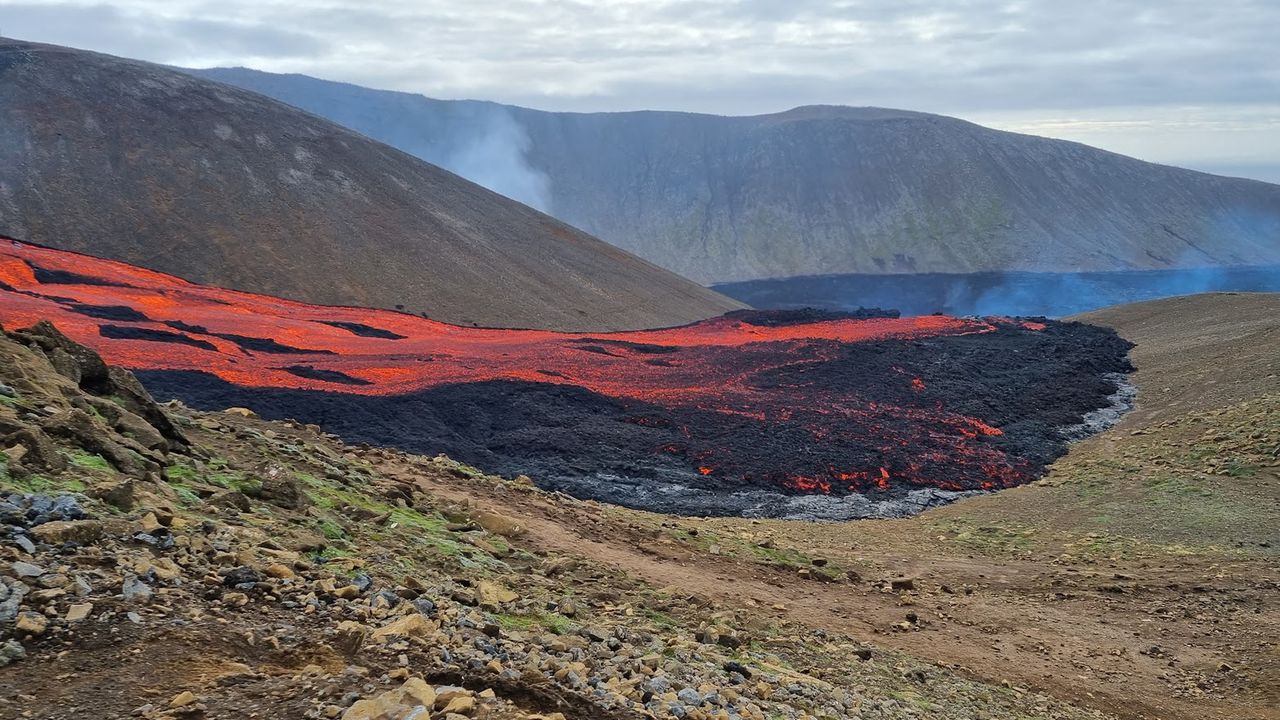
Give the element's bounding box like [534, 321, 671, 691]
[0, 238, 1134, 518]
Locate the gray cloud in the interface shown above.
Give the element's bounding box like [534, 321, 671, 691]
[0, 2, 326, 61]
[2, 0, 1277, 175]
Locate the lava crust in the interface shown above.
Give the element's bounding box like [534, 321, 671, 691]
[0, 238, 1134, 517]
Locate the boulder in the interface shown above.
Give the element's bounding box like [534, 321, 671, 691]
[476, 581, 518, 608]
[88, 478, 137, 511]
[41, 409, 148, 476]
[1, 428, 67, 474]
[473, 510, 525, 538]
[370, 614, 435, 642]
[14, 321, 110, 391]
[31, 519, 104, 545]
[258, 471, 306, 509]
[341, 677, 436, 720]
[15, 611, 48, 635]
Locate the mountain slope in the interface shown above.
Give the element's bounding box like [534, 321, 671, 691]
[191, 68, 1280, 284]
[0, 38, 742, 330]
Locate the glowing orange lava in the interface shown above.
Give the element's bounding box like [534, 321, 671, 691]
[0, 237, 1091, 498]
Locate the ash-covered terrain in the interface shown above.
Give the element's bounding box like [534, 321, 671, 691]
[0, 239, 1133, 518]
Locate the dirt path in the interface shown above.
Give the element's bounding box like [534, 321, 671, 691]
[379, 462, 1273, 720]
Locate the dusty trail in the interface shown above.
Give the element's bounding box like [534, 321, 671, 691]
[390, 461, 1276, 720]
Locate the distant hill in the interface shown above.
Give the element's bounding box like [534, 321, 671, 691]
[190, 67, 1280, 284]
[0, 39, 742, 330]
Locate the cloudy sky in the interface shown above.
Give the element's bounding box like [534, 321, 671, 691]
[4, 0, 1278, 182]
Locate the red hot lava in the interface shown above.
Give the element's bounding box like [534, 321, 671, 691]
[0, 237, 1133, 513]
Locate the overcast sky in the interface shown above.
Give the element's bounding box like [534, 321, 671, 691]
[3, 0, 1278, 183]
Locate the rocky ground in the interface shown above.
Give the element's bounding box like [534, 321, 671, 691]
[1, 292, 1276, 720]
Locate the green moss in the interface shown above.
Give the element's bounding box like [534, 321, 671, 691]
[166, 465, 197, 482]
[172, 485, 202, 506]
[491, 612, 539, 632]
[315, 518, 349, 540]
[487, 610, 577, 635]
[749, 543, 816, 568]
[68, 451, 112, 471]
[209, 470, 261, 494]
[1, 472, 86, 494]
[540, 613, 576, 635]
[932, 519, 1037, 557]
[644, 609, 678, 630]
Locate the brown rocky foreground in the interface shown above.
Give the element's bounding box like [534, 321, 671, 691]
[1, 292, 1277, 719]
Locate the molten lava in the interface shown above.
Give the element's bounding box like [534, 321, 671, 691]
[0, 238, 1134, 516]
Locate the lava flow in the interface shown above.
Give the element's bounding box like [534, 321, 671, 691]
[0, 237, 1134, 517]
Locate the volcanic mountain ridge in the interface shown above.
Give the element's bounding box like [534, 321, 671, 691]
[191, 67, 1280, 284]
[0, 37, 742, 332]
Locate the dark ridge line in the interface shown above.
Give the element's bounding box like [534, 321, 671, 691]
[25, 260, 135, 288]
[318, 320, 408, 340]
[162, 319, 333, 355]
[282, 365, 373, 386]
[98, 325, 218, 351]
[207, 332, 336, 356]
[67, 303, 152, 322]
[571, 338, 681, 354]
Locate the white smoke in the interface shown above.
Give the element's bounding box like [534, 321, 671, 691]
[437, 108, 551, 213]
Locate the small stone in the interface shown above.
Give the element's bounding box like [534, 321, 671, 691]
[370, 614, 434, 642]
[11, 561, 44, 578]
[122, 575, 152, 603]
[399, 677, 436, 708]
[0, 640, 26, 667]
[222, 566, 261, 587]
[476, 581, 518, 608]
[335, 621, 370, 655]
[66, 602, 94, 622]
[16, 611, 48, 635]
[677, 688, 703, 706]
[646, 677, 672, 695]
[442, 696, 475, 715]
[136, 512, 165, 534]
[334, 584, 362, 599]
[32, 520, 105, 545]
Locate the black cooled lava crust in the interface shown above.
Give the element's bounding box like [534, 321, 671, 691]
[137, 319, 1133, 517]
